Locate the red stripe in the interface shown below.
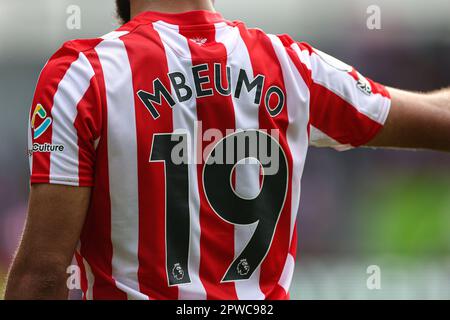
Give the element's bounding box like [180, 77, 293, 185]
[369, 79, 391, 98]
[79, 47, 127, 300]
[266, 284, 288, 300]
[179, 25, 238, 300]
[231, 169, 237, 190]
[122, 26, 179, 300]
[310, 82, 383, 147]
[238, 27, 294, 299]
[73, 77, 101, 187]
[289, 223, 298, 257]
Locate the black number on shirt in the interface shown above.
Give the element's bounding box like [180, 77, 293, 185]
[150, 133, 191, 286]
[150, 130, 288, 285]
[203, 130, 288, 281]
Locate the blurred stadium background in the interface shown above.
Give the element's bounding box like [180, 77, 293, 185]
[0, 0, 449, 299]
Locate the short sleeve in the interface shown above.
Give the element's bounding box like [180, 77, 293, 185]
[28, 42, 102, 186]
[292, 42, 391, 151]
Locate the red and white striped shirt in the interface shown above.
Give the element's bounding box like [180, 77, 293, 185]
[28, 10, 391, 300]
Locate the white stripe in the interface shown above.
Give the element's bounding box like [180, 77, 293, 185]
[216, 23, 266, 300]
[277, 254, 295, 293]
[154, 20, 196, 58]
[101, 31, 129, 40]
[309, 125, 353, 151]
[95, 39, 147, 300]
[290, 43, 312, 71]
[50, 52, 94, 186]
[154, 21, 207, 300]
[309, 49, 390, 124]
[28, 108, 33, 173]
[269, 34, 310, 293]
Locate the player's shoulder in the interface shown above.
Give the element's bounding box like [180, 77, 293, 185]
[275, 34, 315, 53]
[37, 38, 98, 85]
[49, 16, 158, 62]
[51, 28, 125, 60]
[43, 23, 132, 74]
[52, 38, 101, 59]
[236, 22, 314, 53]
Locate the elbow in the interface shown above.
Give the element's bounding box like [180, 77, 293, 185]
[5, 260, 69, 300]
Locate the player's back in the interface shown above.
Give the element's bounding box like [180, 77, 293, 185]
[30, 10, 390, 300]
[84, 10, 306, 300]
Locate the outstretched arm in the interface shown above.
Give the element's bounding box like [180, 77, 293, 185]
[4, 185, 91, 300]
[368, 87, 450, 152]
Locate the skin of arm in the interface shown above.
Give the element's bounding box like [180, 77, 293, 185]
[4, 185, 91, 300]
[368, 87, 450, 152]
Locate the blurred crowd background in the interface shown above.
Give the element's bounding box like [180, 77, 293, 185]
[0, 0, 449, 299]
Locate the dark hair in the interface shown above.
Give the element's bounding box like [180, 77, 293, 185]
[116, 0, 131, 24]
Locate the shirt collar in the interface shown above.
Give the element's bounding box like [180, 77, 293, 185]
[133, 10, 226, 26]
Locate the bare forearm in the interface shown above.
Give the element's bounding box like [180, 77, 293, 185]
[5, 272, 68, 300]
[5, 252, 68, 300]
[426, 87, 450, 112]
[5, 262, 68, 300]
[392, 87, 450, 111]
[4, 185, 90, 300]
[369, 87, 450, 152]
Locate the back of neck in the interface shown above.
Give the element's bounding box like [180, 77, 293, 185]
[131, 0, 215, 19]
